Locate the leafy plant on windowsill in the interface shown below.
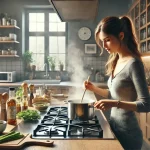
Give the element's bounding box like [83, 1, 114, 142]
[22, 51, 33, 71]
[47, 56, 56, 71]
[59, 60, 64, 71]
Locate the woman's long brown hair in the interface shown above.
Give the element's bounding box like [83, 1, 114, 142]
[95, 16, 141, 75]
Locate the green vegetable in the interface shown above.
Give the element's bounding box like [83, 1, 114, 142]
[15, 87, 23, 98]
[0, 131, 15, 139]
[0, 131, 24, 144]
[17, 110, 41, 121]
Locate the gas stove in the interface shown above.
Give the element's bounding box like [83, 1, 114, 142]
[32, 107, 103, 139]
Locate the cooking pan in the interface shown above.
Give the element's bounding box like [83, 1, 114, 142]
[67, 99, 95, 121]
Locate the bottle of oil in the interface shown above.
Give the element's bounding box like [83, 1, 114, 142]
[21, 95, 28, 111]
[7, 87, 17, 125]
[28, 84, 34, 107]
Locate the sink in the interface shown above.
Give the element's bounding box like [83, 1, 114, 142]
[24, 79, 61, 84]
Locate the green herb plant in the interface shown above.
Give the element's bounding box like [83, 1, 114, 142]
[47, 56, 56, 71]
[15, 87, 23, 98]
[22, 51, 33, 71]
[17, 110, 41, 121]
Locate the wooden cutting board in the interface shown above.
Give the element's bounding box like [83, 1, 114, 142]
[0, 133, 54, 149]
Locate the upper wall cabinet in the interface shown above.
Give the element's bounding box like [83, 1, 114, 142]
[128, 0, 150, 56]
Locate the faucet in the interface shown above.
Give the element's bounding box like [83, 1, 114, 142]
[44, 63, 49, 79]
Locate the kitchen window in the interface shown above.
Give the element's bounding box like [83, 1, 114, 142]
[25, 9, 66, 71]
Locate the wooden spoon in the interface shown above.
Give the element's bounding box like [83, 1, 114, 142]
[81, 76, 90, 103]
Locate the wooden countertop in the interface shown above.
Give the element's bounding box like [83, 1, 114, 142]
[23, 140, 123, 150]
[2, 89, 123, 150]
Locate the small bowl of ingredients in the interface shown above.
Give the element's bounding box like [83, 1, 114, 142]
[33, 102, 50, 112]
[0, 120, 7, 133]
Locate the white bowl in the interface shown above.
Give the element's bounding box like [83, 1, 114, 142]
[0, 120, 7, 133]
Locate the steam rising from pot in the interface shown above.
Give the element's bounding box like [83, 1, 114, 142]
[67, 43, 93, 100]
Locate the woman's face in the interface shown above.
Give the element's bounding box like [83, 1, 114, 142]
[99, 31, 121, 54]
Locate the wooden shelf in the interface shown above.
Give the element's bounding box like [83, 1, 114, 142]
[140, 9, 146, 15]
[147, 22, 150, 26]
[146, 37, 150, 40]
[135, 16, 139, 20]
[0, 25, 20, 29]
[0, 55, 19, 57]
[140, 24, 146, 30]
[0, 41, 19, 43]
[140, 39, 147, 43]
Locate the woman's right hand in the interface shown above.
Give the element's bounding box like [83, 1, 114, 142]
[83, 80, 95, 92]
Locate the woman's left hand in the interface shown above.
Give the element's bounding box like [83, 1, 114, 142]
[94, 99, 117, 111]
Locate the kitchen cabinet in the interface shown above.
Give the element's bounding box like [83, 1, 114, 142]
[128, 0, 150, 56]
[0, 25, 20, 57]
[128, 1, 150, 144]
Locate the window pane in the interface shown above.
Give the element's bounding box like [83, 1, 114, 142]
[37, 23, 44, 31]
[29, 36, 44, 70]
[49, 13, 61, 22]
[49, 36, 66, 53]
[29, 36, 44, 54]
[49, 36, 66, 70]
[27, 11, 66, 71]
[49, 37, 58, 53]
[29, 13, 44, 32]
[29, 13, 36, 22]
[32, 54, 44, 71]
[49, 23, 57, 32]
[29, 23, 37, 32]
[49, 13, 65, 32]
[29, 36, 36, 53]
[58, 37, 65, 53]
[37, 37, 44, 53]
[49, 23, 66, 32]
[37, 13, 44, 22]
[58, 22, 66, 32]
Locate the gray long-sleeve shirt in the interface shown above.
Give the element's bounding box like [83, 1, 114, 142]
[107, 58, 150, 129]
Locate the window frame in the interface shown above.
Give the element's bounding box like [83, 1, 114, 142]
[24, 8, 67, 71]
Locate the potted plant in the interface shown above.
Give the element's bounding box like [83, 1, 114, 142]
[47, 56, 56, 71]
[59, 60, 64, 71]
[22, 51, 33, 72]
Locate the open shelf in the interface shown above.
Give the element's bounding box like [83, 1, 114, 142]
[0, 41, 19, 43]
[0, 25, 20, 29]
[0, 55, 19, 57]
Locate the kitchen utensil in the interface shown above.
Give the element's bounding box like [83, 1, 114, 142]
[0, 133, 54, 149]
[68, 99, 95, 120]
[81, 76, 90, 103]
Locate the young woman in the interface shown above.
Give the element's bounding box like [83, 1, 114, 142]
[84, 16, 150, 150]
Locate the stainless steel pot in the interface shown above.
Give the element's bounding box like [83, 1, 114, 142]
[67, 99, 95, 121]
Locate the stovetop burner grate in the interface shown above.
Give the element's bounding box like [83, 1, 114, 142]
[32, 107, 103, 139]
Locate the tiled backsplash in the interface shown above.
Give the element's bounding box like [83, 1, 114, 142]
[0, 54, 108, 82]
[0, 58, 24, 81]
[83, 56, 107, 74]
